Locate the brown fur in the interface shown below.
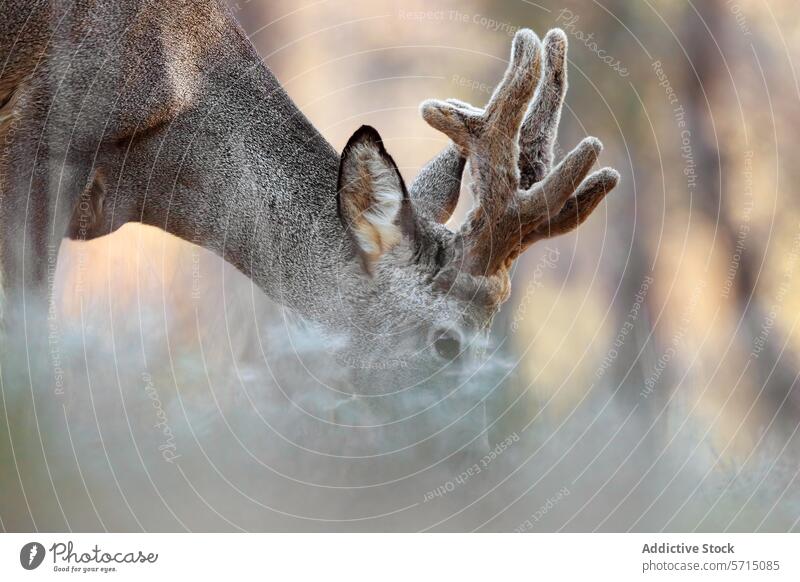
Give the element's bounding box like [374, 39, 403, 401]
[421, 29, 619, 291]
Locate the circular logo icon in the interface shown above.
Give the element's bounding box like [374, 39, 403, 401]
[20, 542, 46, 570]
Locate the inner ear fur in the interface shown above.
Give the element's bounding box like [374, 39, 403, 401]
[337, 125, 417, 272]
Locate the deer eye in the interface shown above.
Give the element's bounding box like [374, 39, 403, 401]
[432, 328, 462, 361]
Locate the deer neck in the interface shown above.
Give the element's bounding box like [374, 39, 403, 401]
[109, 21, 356, 327]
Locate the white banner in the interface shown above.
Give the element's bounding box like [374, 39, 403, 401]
[0, 533, 797, 581]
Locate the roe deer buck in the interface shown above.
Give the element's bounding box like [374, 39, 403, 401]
[0, 1, 618, 382]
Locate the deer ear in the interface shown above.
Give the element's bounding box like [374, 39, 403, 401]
[337, 125, 411, 272]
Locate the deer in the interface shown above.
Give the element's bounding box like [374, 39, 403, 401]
[0, 1, 618, 389]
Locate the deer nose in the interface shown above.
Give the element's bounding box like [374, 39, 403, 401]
[430, 327, 463, 361]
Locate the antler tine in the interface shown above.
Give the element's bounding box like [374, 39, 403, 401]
[483, 29, 543, 133]
[519, 29, 568, 189]
[469, 29, 542, 217]
[498, 27, 618, 264]
[420, 30, 542, 276]
[520, 167, 619, 249]
[520, 136, 602, 225]
[500, 166, 619, 266]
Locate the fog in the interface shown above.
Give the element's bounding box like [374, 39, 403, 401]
[1, 235, 798, 532]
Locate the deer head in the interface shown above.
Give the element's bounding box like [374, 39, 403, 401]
[331, 29, 619, 382]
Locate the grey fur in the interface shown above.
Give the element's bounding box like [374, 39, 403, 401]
[408, 144, 465, 224]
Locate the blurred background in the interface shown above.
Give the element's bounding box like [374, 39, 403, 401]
[2, 0, 800, 531]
